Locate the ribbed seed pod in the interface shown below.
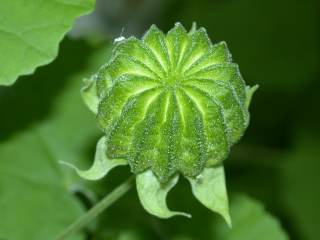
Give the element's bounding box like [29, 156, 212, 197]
[75, 23, 258, 224]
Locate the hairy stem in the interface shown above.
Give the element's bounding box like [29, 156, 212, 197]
[56, 176, 134, 240]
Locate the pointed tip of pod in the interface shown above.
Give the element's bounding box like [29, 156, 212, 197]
[149, 23, 160, 30]
[170, 22, 188, 34]
[174, 22, 183, 27]
[144, 24, 161, 35]
[189, 22, 197, 34]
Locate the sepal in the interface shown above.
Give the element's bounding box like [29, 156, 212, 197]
[61, 137, 127, 180]
[81, 74, 99, 114]
[245, 85, 259, 109]
[188, 166, 231, 226]
[136, 170, 191, 219]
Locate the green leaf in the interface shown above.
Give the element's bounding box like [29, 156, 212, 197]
[0, 0, 95, 86]
[0, 39, 111, 239]
[188, 166, 231, 226]
[0, 129, 85, 240]
[61, 136, 127, 181]
[156, 192, 288, 240]
[136, 170, 191, 219]
[212, 194, 288, 240]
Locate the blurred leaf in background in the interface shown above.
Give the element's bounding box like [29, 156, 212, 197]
[211, 194, 288, 240]
[0, 39, 111, 240]
[0, 127, 85, 240]
[164, 193, 289, 240]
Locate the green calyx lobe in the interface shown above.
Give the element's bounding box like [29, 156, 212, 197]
[93, 23, 255, 183]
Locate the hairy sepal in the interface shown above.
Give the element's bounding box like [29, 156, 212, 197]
[61, 136, 127, 181]
[136, 170, 191, 219]
[188, 166, 231, 226]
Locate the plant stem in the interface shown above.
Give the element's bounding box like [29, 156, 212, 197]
[56, 176, 134, 240]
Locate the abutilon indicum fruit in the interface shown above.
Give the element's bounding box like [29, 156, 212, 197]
[69, 22, 257, 225]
